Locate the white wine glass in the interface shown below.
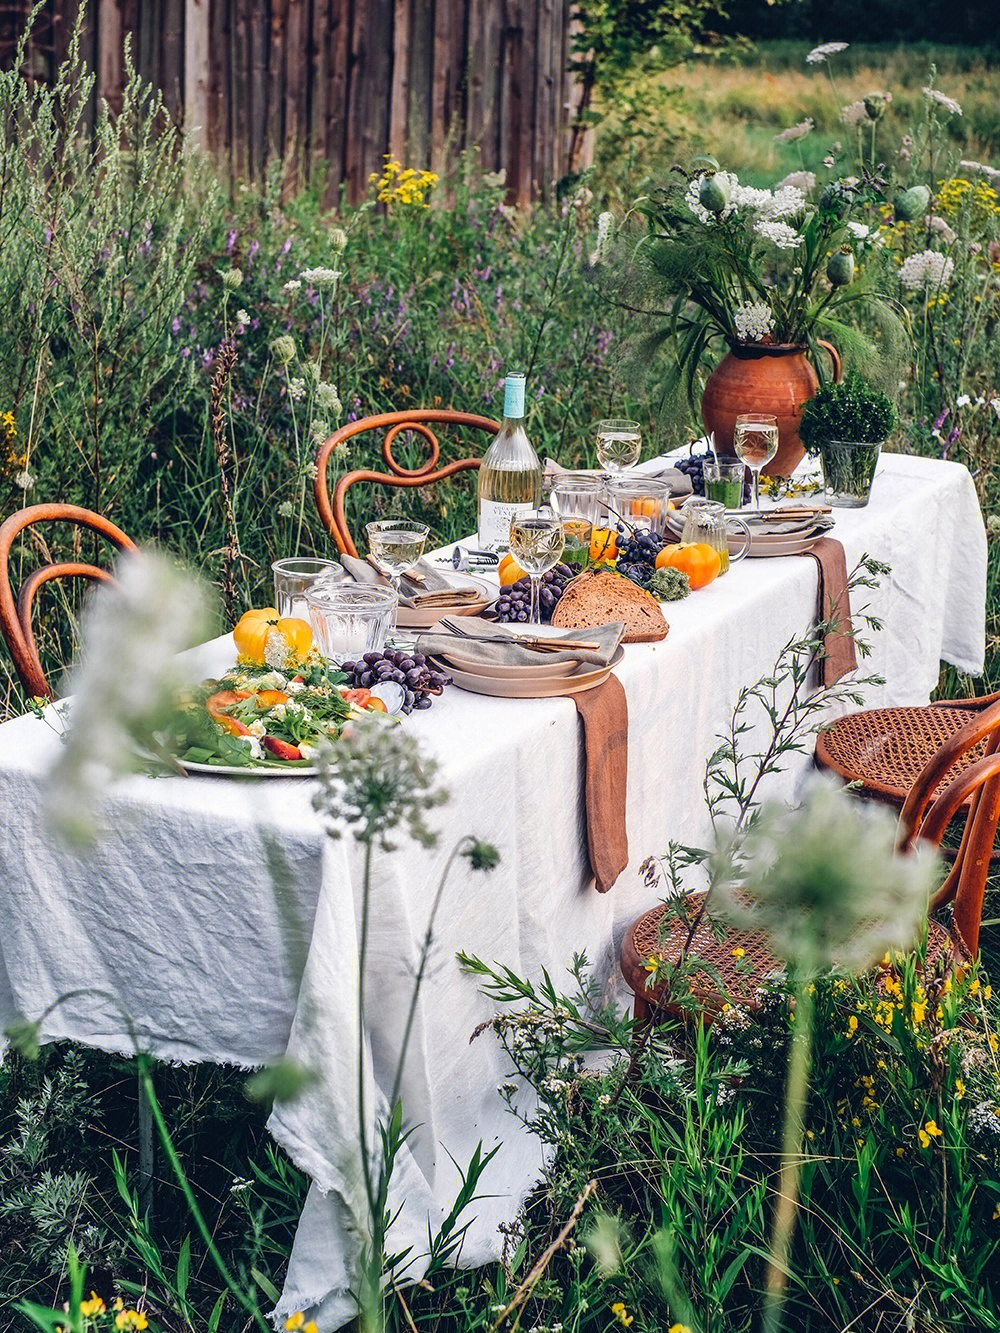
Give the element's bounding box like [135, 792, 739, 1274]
[508, 507, 565, 626]
[733, 413, 779, 513]
[365, 518, 429, 624]
[595, 418, 642, 479]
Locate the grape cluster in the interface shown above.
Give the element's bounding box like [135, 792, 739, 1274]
[494, 563, 576, 623]
[341, 650, 451, 713]
[673, 450, 714, 497]
[615, 528, 667, 588]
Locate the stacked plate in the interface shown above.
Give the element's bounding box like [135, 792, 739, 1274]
[665, 509, 834, 558]
[426, 623, 624, 699]
[396, 572, 495, 627]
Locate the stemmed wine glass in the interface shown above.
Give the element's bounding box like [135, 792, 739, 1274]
[595, 419, 642, 479]
[733, 413, 779, 513]
[508, 507, 565, 626]
[365, 518, 429, 625]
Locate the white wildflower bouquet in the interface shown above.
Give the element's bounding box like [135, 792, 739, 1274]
[618, 161, 909, 407]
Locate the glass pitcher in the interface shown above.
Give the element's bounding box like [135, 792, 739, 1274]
[680, 498, 751, 574]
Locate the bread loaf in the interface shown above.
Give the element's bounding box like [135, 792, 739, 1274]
[551, 569, 669, 643]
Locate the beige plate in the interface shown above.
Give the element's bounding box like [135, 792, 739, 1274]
[434, 646, 623, 698]
[665, 514, 829, 558]
[396, 573, 495, 627]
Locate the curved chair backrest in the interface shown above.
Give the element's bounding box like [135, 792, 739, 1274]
[897, 697, 1000, 956]
[314, 409, 500, 556]
[0, 503, 137, 698]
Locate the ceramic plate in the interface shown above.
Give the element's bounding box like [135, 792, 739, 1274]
[427, 620, 581, 678]
[665, 514, 830, 558]
[433, 646, 623, 698]
[395, 573, 495, 627]
[177, 760, 318, 778]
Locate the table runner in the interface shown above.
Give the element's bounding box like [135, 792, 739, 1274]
[0, 451, 987, 1330]
[805, 537, 858, 686]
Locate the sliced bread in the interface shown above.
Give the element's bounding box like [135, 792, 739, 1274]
[551, 568, 669, 643]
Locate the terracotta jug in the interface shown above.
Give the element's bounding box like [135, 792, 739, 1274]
[701, 341, 841, 478]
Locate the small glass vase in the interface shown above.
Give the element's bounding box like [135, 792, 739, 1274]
[819, 440, 881, 508]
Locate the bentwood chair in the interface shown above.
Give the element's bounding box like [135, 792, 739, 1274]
[0, 503, 137, 697]
[621, 698, 1000, 1024]
[314, 410, 500, 556]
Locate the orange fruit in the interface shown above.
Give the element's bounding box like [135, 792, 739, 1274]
[499, 554, 527, 586]
[589, 528, 618, 564]
[655, 542, 721, 590]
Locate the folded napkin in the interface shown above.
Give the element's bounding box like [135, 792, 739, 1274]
[574, 676, 629, 893]
[416, 616, 625, 668]
[747, 515, 835, 537]
[544, 458, 693, 497]
[416, 617, 629, 891]
[340, 555, 481, 608]
[803, 536, 857, 687]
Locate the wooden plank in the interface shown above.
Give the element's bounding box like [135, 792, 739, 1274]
[309, 0, 330, 179]
[387, 0, 409, 162]
[161, 0, 184, 122]
[550, 0, 564, 186]
[324, 0, 350, 205]
[247, 0, 266, 180]
[97, 0, 123, 115]
[184, 0, 210, 148]
[206, 0, 225, 154]
[429, 0, 450, 174]
[231, 0, 249, 179]
[480, 0, 503, 170]
[266, 0, 287, 163]
[406, 0, 432, 168]
[283, 0, 308, 192]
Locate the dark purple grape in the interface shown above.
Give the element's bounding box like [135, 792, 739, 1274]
[359, 670, 374, 686]
[342, 660, 356, 673]
[414, 696, 433, 710]
[363, 652, 381, 665]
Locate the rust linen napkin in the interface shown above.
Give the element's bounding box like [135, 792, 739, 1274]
[572, 674, 629, 893]
[804, 536, 857, 686]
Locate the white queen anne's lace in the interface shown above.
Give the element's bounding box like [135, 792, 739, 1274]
[806, 41, 848, 64]
[733, 301, 775, 343]
[754, 218, 802, 249]
[685, 170, 739, 222]
[922, 87, 962, 117]
[899, 249, 954, 291]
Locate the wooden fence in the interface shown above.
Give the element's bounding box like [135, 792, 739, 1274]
[1, 0, 593, 205]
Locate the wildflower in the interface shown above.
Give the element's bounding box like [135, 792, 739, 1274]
[288, 377, 306, 402]
[733, 301, 775, 342]
[846, 1015, 858, 1037]
[277, 500, 295, 518]
[316, 381, 342, 415]
[611, 1303, 633, 1327]
[590, 210, 614, 265]
[774, 118, 813, 144]
[668, 1326, 695, 1333]
[686, 170, 739, 222]
[271, 334, 297, 364]
[864, 92, 890, 121]
[714, 777, 939, 973]
[114, 1312, 148, 1331]
[299, 266, 342, 287]
[462, 838, 501, 871]
[918, 1119, 944, 1148]
[312, 721, 448, 850]
[847, 221, 870, 240]
[221, 267, 243, 290]
[776, 170, 815, 194]
[923, 87, 962, 117]
[236, 308, 250, 325]
[283, 279, 302, 292]
[899, 250, 954, 292]
[79, 1294, 106, 1317]
[330, 225, 348, 250]
[806, 41, 849, 64]
[731, 946, 746, 959]
[754, 218, 802, 249]
[14, 469, 34, 491]
[285, 1315, 306, 1331]
[956, 1078, 966, 1098]
[841, 99, 868, 128]
[46, 551, 211, 846]
[928, 215, 957, 245]
[960, 159, 1000, 186]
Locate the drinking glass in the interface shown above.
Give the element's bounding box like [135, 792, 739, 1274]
[733, 413, 778, 512]
[549, 475, 602, 568]
[701, 458, 746, 510]
[306, 584, 397, 661]
[508, 507, 566, 625]
[272, 557, 343, 619]
[605, 477, 672, 538]
[680, 497, 751, 575]
[365, 518, 429, 623]
[595, 418, 642, 479]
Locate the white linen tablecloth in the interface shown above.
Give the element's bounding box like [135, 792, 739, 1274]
[0, 451, 986, 1327]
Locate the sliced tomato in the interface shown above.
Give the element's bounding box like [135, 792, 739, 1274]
[254, 689, 289, 709]
[262, 736, 302, 761]
[342, 688, 372, 707]
[206, 688, 252, 718]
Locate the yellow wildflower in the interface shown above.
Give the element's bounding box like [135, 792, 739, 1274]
[731, 946, 745, 959]
[989, 1033, 998, 1054]
[956, 1078, 966, 1099]
[643, 955, 659, 974]
[286, 1316, 306, 1331]
[114, 1313, 148, 1332]
[669, 1326, 694, 1333]
[846, 1016, 859, 1038]
[612, 1303, 634, 1327]
[80, 1295, 106, 1318]
[918, 1119, 944, 1148]
[994, 1204, 1000, 1220]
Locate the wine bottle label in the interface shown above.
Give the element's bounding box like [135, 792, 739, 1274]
[478, 498, 533, 551]
[503, 374, 526, 419]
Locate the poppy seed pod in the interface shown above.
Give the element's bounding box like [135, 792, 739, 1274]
[699, 173, 731, 215]
[894, 185, 931, 223]
[827, 248, 856, 286]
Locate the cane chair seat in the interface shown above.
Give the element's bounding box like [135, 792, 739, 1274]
[815, 706, 988, 807]
[620, 898, 955, 1023]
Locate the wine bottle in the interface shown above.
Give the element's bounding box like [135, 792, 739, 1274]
[477, 371, 542, 552]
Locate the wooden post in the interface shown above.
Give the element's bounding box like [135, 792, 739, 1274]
[184, 0, 209, 148]
[97, 0, 124, 116]
[388, 0, 410, 163]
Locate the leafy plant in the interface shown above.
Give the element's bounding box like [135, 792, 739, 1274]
[799, 369, 899, 450]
